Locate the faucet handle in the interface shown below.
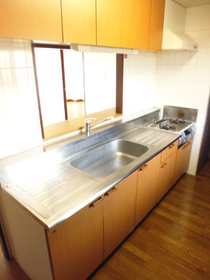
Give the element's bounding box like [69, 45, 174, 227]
[84, 118, 96, 135]
[84, 118, 96, 125]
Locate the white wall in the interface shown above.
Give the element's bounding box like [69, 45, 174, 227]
[123, 52, 157, 116]
[0, 39, 43, 160]
[34, 48, 65, 126]
[84, 52, 116, 115]
[155, 4, 210, 175]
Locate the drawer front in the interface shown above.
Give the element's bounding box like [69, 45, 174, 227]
[160, 140, 178, 164]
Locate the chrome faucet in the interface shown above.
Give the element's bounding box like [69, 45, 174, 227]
[84, 116, 114, 136]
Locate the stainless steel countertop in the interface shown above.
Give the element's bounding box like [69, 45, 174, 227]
[0, 125, 179, 230]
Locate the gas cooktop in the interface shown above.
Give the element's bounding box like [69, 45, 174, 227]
[149, 118, 194, 133]
[148, 117, 196, 147]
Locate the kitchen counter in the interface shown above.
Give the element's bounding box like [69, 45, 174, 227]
[0, 123, 179, 229]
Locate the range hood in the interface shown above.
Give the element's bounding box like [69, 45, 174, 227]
[162, 29, 198, 51]
[162, 0, 199, 51]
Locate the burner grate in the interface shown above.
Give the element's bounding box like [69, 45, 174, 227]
[159, 123, 176, 131]
[169, 118, 185, 124]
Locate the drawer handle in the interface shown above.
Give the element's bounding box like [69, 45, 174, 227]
[139, 164, 148, 171]
[90, 197, 103, 208]
[105, 187, 117, 196]
[169, 143, 175, 149]
[182, 142, 190, 149]
[161, 162, 167, 168]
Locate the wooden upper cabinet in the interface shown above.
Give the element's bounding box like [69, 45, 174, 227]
[122, 0, 152, 50]
[0, 0, 62, 42]
[97, 0, 122, 48]
[149, 0, 166, 51]
[62, 0, 96, 45]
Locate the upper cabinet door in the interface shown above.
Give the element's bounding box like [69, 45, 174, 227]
[0, 0, 62, 42]
[62, 0, 96, 45]
[97, 0, 122, 48]
[149, 0, 166, 51]
[122, 0, 151, 50]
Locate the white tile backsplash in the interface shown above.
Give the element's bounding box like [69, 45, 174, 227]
[0, 40, 12, 68]
[154, 4, 210, 174]
[11, 41, 27, 68]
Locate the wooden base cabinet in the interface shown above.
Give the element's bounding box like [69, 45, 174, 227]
[46, 197, 104, 280]
[157, 140, 178, 202]
[135, 154, 160, 227]
[173, 139, 193, 184]
[103, 172, 137, 259]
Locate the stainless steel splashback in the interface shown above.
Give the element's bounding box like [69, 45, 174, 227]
[163, 105, 198, 122]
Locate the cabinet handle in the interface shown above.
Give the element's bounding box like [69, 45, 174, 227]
[161, 162, 167, 168]
[182, 142, 190, 150]
[105, 187, 117, 196]
[169, 143, 175, 149]
[139, 164, 148, 171]
[90, 197, 103, 208]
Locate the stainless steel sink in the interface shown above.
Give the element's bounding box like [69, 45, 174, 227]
[71, 139, 149, 177]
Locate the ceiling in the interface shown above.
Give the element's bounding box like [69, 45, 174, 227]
[173, 0, 210, 7]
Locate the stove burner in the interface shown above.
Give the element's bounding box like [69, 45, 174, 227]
[159, 123, 176, 131]
[169, 118, 185, 124]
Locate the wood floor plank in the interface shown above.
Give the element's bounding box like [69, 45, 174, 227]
[146, 246, 203, 280]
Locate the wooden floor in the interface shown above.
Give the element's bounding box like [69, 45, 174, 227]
[0, 247, 30, 280]
[66, 100, 85, 119]
[91, 160, 210, 280]
[0, 160, 210, 280]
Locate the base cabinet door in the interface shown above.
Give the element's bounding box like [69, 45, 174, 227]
[46, 197, 104, 280]
[157, 151, 177, 202]
[103, 172, 137, 259]
[135, 154, 160, 226]
[173, 139, 193, 184]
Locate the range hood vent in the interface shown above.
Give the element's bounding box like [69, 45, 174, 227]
[162, 0, 199, 51]
[162, 29, 198, 51]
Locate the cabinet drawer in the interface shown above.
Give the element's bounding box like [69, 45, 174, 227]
[160, 140, 178, 164]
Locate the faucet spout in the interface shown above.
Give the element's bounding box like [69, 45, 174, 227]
[90, 116, 114, 129]
[84, 116, 114, 135]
